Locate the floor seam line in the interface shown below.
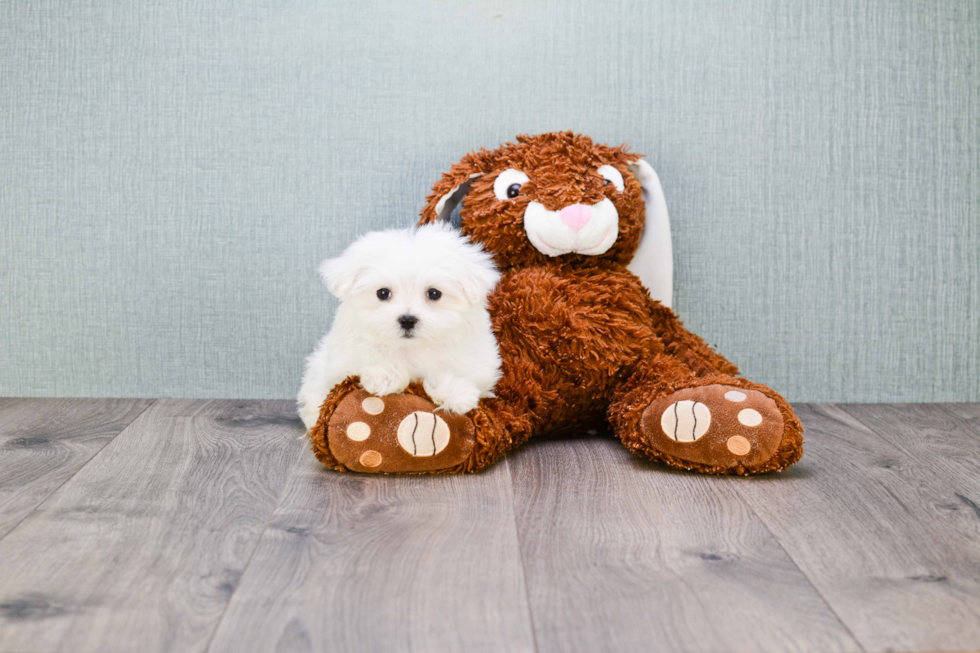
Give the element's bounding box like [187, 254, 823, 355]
[730, 446, 867, 653]
[832, 403, 924, 461]
[202, 442, 308, 653]
[505, 454, 542, 653]
[0, 398, 157, 544]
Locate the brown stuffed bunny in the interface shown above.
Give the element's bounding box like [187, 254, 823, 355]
[310, 132, 803, 475]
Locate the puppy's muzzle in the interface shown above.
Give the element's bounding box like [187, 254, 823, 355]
[398, 314, 418, 338]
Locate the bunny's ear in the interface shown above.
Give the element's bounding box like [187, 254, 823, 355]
[626, 159, 674, 309]
[419, 151, 494, 227]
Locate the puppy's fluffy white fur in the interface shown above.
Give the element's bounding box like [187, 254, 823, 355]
[298, 223, 502, 430]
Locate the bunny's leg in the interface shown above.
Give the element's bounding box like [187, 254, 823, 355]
[607, 358, 804, 475]
[309, 370, 535, 475]
[643, 297, 741, 377]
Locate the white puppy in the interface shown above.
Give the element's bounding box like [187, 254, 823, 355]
[297, 223, 502, 430]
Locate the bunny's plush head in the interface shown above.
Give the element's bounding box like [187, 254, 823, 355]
[420, 132, 674, 306]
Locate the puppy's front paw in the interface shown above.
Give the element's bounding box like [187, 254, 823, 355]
[297, 388, 326, 430]
[298, 402, 321, 431]
[360, 366, 410, 397]
[424, 376, 481, 415]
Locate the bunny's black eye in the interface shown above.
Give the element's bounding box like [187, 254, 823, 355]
[376, 288, 391, 300]
[598, 165, 625, 191]
[426, 288, 442, 301]
[494, 169, 530, 201]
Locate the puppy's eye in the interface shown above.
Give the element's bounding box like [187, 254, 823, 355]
[376, 288, 391, 300]
[426, 288, 442, 301]
[494, 169, 530, 201]
[598, 165, 625, 192]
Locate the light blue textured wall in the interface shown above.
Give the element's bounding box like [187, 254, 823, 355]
[1, 1, 977, 402]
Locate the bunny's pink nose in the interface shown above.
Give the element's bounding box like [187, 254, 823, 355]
[559, 204, 593, 232]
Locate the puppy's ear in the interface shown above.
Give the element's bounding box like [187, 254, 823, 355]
[453, 249, 501, 305]
[419, 149, 497, 227]
[318, 256, 361, 300]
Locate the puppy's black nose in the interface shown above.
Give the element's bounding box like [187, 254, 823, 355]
[398, 315, 418, 330]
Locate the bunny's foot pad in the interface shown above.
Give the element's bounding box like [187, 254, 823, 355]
[326, 389, 476, 473]
[640, 384, 788, 474]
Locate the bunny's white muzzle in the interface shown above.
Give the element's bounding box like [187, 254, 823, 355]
[523, 198, 619, 257]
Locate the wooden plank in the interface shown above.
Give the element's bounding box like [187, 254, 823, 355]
[733, 404, 980, 653]
[944, 402, 980, 420]
[207, 456, 536, 653]
[842, 403, 980, 481]
[508, 434, 858, 653]
[0, 398, 154, 539]
[0, 399, 305, 653]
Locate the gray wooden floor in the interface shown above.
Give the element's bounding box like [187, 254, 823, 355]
[0, 399, 978, 653]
